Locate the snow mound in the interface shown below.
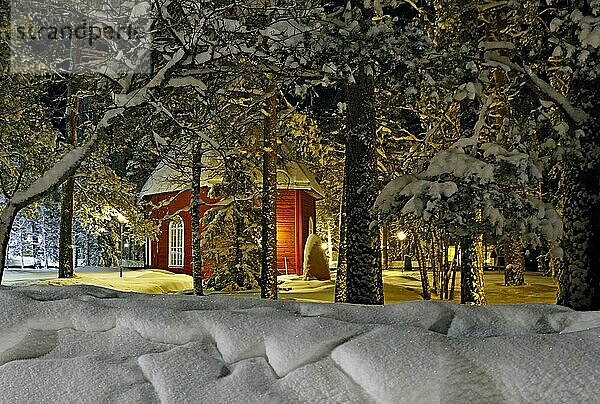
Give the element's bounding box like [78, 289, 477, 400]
[303, 234, 331, 280]
[40, 269, 193, 294]
[1, 285, 599, 403]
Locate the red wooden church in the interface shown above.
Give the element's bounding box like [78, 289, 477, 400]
[140, 160, 324, 276]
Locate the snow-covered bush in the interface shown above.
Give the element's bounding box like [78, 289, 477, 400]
[375, 139, 563, 252]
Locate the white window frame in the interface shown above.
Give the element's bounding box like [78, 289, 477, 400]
[168, 217, 184, 268]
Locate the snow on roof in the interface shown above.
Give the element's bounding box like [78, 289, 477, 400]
[274, 160, 325, 198]
[2, 285, 599, 402]
[139, 160, 211, 198]
[140, 157, 325, 199]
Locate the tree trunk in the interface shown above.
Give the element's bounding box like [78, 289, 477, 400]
[381, 225, 389, 272]
[326, 223, 333, 267]
[191, 138, 204, 296]
[413, 233, 431, 300]
[457, 72, 487, 303]
[0, 204, 18, 279]
[32, 221, 40, 269]
[558, 72, 600, 310]
[86, 233, 91, 267]
[450, 243, 458, 300]
[504, 235, 525, 286]
[58, 92, 78, 278]
[460, 235, 486, 305]
[58, 175, 76, 277]
[234, 217, 244, 287]
[260, 92, 278, 300]
[344, 64, 383, 305]
[19, 223, 24, 270]
[430, 233, 438, 295]
[442, 242, 450, 300]
[334, 181, 347, 303]
[41, 205, 48, 270]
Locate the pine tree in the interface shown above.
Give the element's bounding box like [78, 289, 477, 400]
[554, 0, 600, 310]
[335, 182, 348, 302]
[344, 59, 383, 304]
[190, 137, 204, 295]
[260, 91, 279, 300]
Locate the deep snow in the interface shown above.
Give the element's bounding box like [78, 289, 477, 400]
[0, 285, 599, 403]
[3, 267, 561, 306]
[2, 267, 192, 294]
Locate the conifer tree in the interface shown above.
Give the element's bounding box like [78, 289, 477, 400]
[552, 0, 600, 310]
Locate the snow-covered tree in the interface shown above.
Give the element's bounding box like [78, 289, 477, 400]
[375, 0, 570, 305]
[284, 0, 429, 304]
[0, 0, 192, 280]
[547, 1, 600, 310]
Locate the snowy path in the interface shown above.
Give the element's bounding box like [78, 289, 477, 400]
[0, 285, 599, 403]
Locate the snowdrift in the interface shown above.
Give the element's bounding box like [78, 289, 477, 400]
[0, 285, 599, 403]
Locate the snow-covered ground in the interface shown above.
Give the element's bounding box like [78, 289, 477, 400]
[41, 267, 193, 294]
[1, 284, 599, 403]
[2, 267, 192, 294]
[278, 271, 559, 305]
[2, 267, 59, 286]
[3, 267, 559, 306]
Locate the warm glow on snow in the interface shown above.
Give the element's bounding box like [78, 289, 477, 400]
[41, 269, 192, 294]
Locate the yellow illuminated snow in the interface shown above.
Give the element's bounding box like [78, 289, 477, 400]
[41, 269, 193, 294]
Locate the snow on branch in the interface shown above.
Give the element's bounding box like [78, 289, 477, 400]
[473, 94, 493, 150]
[484, 51, 588, 124]
[450, 95, 493, 151]
[10, 132, 99, 208]
[9, 47, 188, 211]
[111, 49, 186, 112]
[522, 64, 588, 123]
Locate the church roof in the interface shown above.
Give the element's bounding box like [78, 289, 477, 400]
[140, 157, 325, 200]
